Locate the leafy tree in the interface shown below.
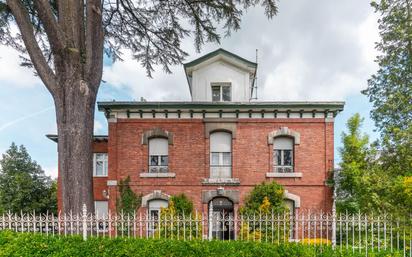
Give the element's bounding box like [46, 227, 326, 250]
[336, 114, 409, 215]
[0, 0, 278, 214]
[336, 114, 372, 213]
[0, 143, 57, 214]
[241, 181, 285, 214]
[362, 0, 412, 177]
[116, 176, 141, 215]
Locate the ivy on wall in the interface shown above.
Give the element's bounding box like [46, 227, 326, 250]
[116, 176, 142, 214]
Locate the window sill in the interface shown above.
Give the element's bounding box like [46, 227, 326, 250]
[201, 178, 240, 185]
[93, 175, 108, 178]
[266, 172, 302, 178]
[140, 172, 176, 178]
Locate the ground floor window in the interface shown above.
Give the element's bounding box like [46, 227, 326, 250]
[94, 201, 108, 218]
[148, 199, 168, 236]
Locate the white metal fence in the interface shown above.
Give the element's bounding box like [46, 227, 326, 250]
[0, 205, 410, 256]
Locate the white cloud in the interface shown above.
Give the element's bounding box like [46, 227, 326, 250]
[103, 54, 190, 101]
[94, 120, 104, 134]
[0, 46, 41, 88]
[43, 165, 58, 178]
[101, 0, 379, 103]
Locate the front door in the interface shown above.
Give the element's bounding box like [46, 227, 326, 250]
[210, 197, 234, 240]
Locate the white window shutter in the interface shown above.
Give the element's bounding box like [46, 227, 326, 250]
[210, 132, 231, 152]
[273, 137, 293, 150]
[149, 138, 168, 155]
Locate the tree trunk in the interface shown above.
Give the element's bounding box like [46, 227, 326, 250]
[55, 79, 97, 215]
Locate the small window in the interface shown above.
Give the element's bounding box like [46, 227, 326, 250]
[149, 138, 168, 173]
[210, 132, 232, 178]
[211, 83, 231, 102]
[148, 199, 168, 236]
[273, 137, 294, 173]
[94, 201, 108, 219]
[94, 153, 108, 177]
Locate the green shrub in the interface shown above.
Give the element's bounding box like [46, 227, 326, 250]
[170, 194, 194, 215]
[0, 231, 405, 257]
[155, 194, 201, 239]
[241, 181, 286, 215]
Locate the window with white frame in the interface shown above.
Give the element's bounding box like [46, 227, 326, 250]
[93, 153, 108, 176]
[149, 138, 168, 173]
[211, 83, 231, 102]
[94, 201, 108, 219]
[273, 137, 294, 173]
[210, 132, 232, 178]
[148, 199, 168, 236]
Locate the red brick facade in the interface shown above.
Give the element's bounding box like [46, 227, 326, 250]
[54, 49, 343, 216]
[56, 116, 336, 214]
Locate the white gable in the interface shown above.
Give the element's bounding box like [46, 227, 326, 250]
[191, 60, 251, 102]
[184, 49, 257, 102]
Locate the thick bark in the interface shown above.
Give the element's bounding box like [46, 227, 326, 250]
[55, 78, 97, 215]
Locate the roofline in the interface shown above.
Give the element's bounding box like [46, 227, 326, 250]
[183, 48, 257, 69]
[98, 101, 345, 111]
[46, 134, 108, 143]
[183, 48, 257, 98]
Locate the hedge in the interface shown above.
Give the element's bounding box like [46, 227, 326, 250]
[0, 231, 404, 257]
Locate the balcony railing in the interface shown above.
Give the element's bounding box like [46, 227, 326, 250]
[210, 166, 231, 178]
[149, 166, 169, 173]
[274, 166, 294, 173]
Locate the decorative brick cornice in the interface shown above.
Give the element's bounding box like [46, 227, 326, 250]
[284, 190, 301, 208]
[141, 128, 173, 145]
[201, 189, 240, 203]
[141, 190, 170, 207]
[268, 127, 300, 145]
[204, 122, 237, 138]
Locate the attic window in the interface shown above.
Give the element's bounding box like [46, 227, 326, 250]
[211, 83, 231, 102]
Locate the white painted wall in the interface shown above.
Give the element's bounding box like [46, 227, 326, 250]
[191, 61, 251, 102]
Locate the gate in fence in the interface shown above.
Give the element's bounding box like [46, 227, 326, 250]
[0, 204, 411, 256]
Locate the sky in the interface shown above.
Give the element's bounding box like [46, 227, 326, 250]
[0, 0, 380, 178]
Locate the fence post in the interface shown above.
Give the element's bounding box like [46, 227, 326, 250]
[208, 201, 213, 240]
[332, 200, 337, 249]
[332, 168, 338, 249]
[82, 204, 87, 240]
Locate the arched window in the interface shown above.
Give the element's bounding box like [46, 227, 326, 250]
[210, 132, 232, 178]
[148, 199, 168, 236]
[149, 138, 168, 173]
[273, 137, 294, 173]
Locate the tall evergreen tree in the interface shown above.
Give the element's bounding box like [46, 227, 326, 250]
[0, 143, 57, 214]
[336, 114, 372, 213]
[0, 0, 278, 214]
[363, 0, 412, 176]
[337, 114, 410, 215]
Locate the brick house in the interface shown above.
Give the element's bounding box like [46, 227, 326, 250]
[48, 48, 344, 231]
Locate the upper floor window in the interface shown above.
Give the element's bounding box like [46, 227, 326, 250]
[93, 153, 108, 177]
[210, 132, 232, 178]
[211, 83, 231, 102]
[273, 137, 294, 173]
[149, 138, 168, 173]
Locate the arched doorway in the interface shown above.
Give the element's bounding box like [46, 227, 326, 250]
[209, 197, 234, 240]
